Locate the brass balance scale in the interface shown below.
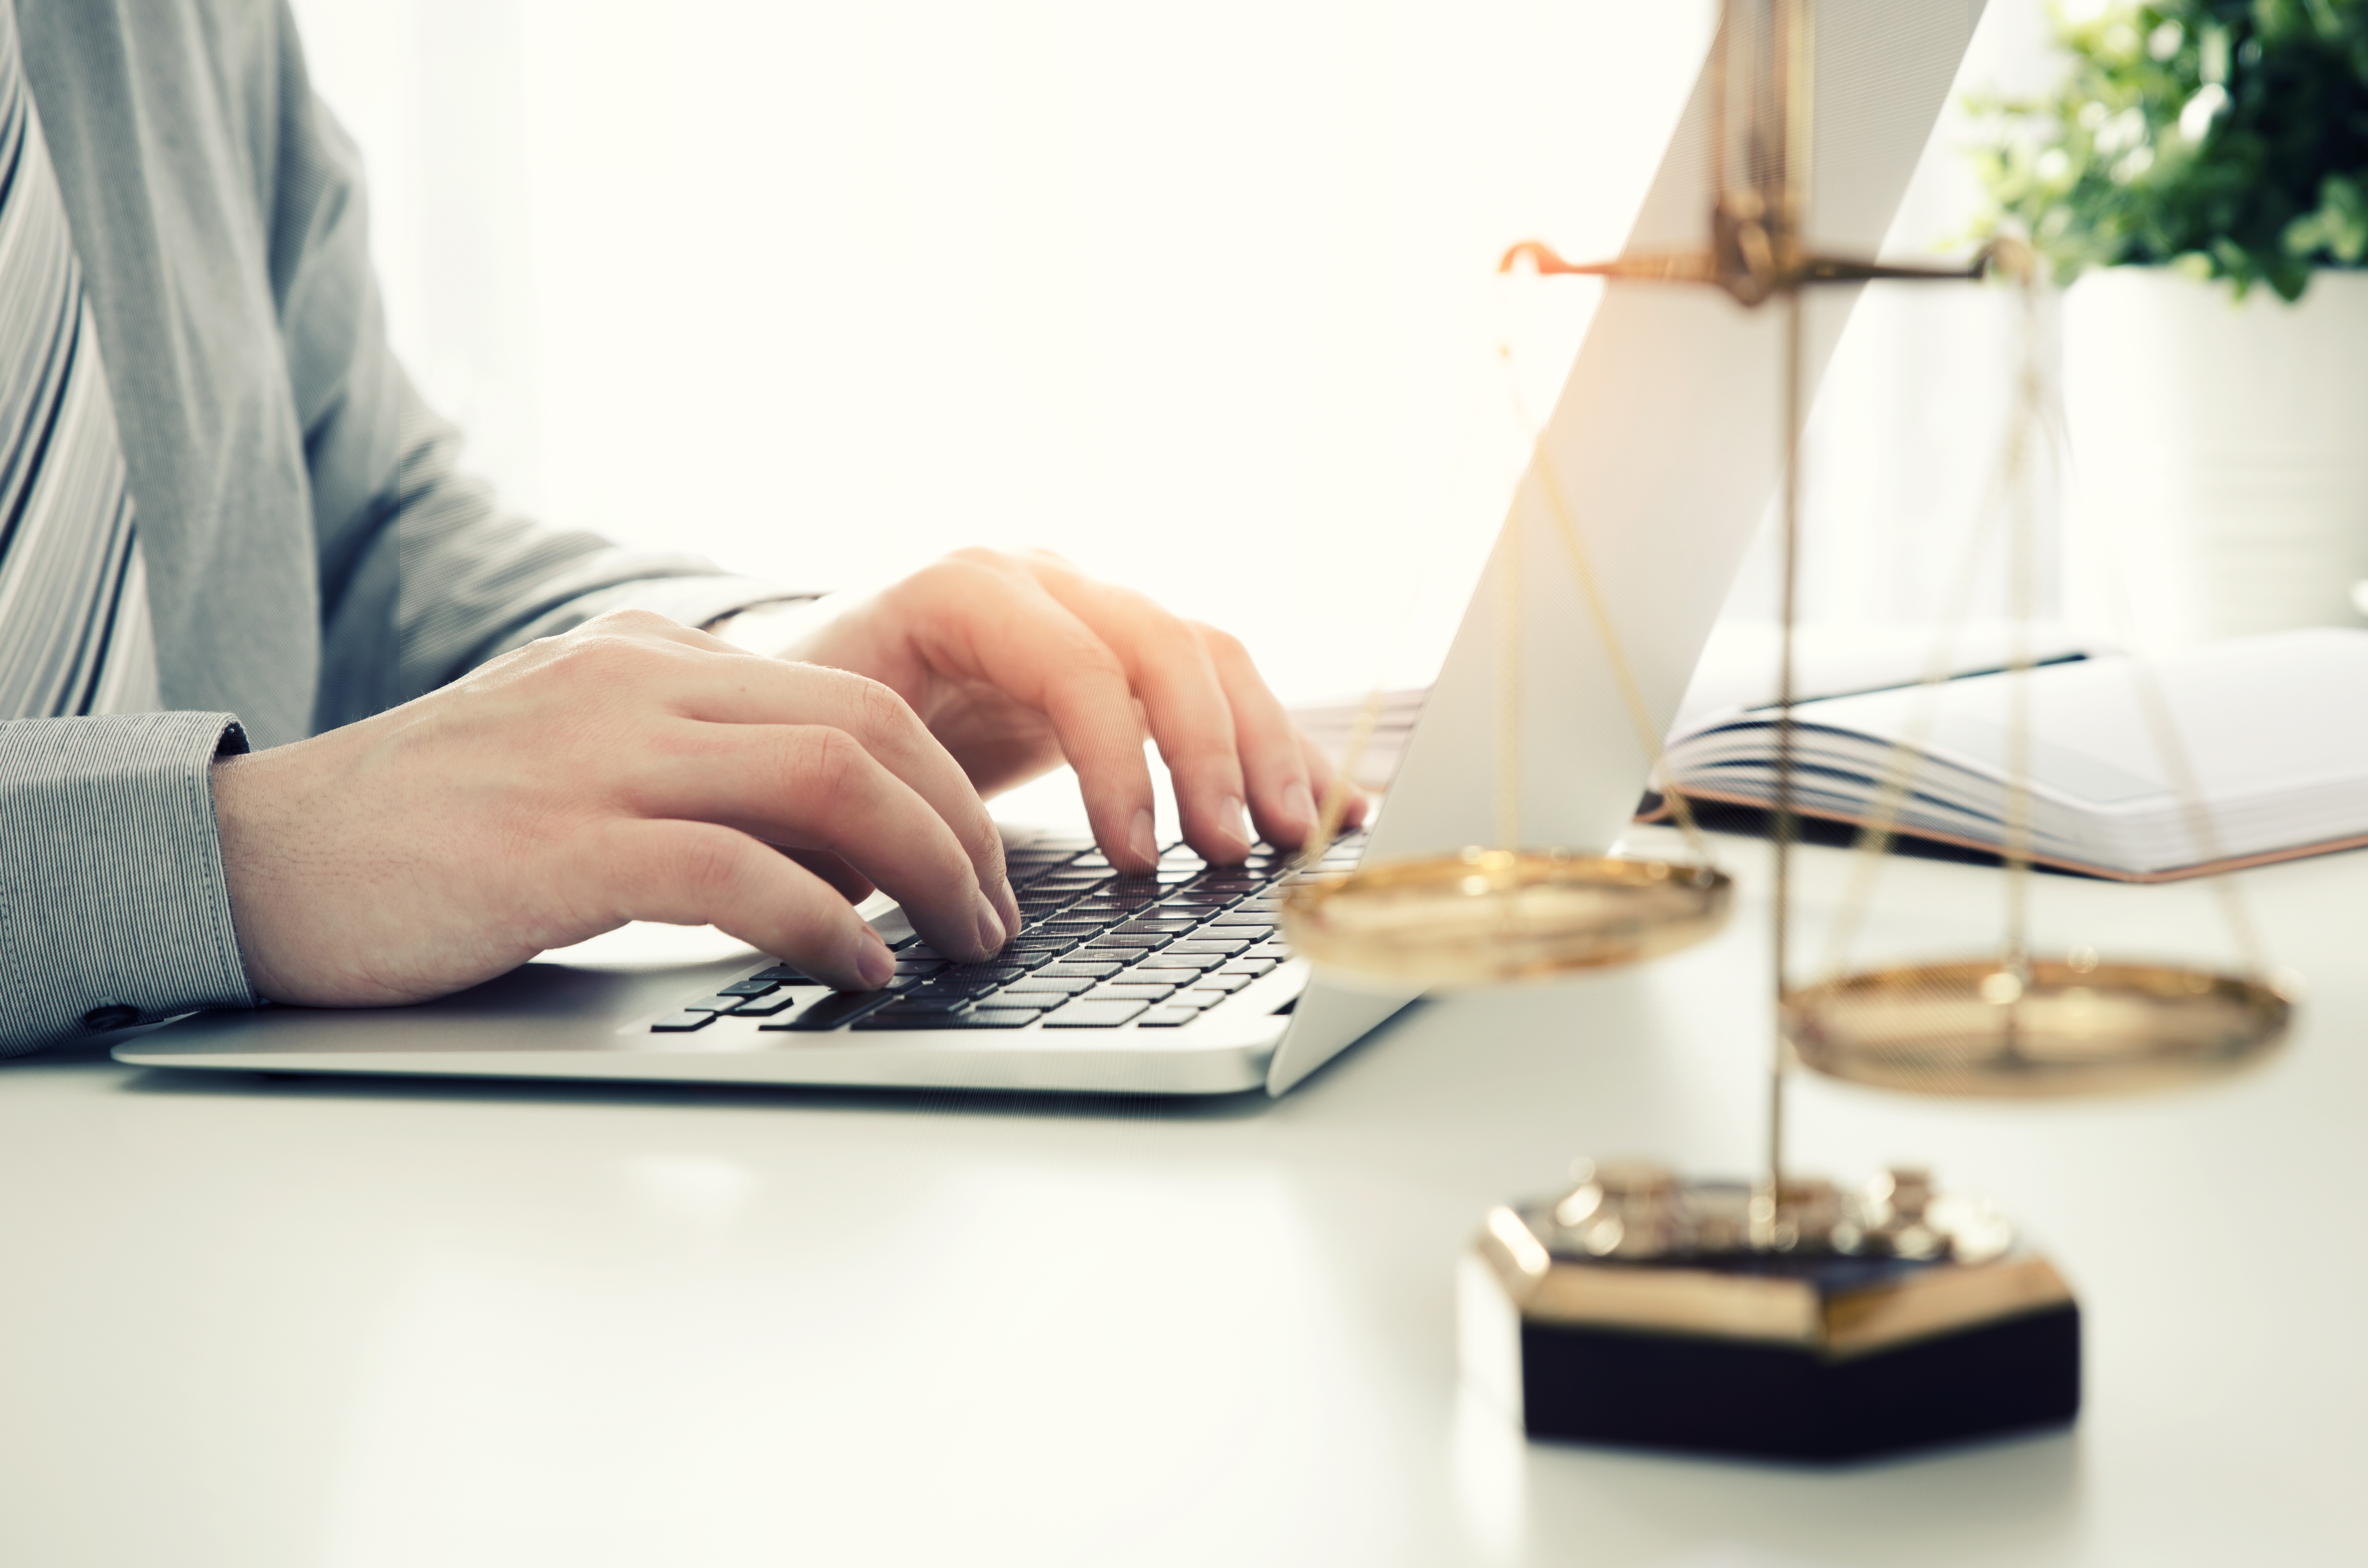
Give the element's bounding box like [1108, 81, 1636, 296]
[1277, 0, 2291, 1461]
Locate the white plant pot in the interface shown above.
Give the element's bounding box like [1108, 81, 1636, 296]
[2060, 267, 2368, 650]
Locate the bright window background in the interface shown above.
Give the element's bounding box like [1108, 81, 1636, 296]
[287, 0, 2060, 704]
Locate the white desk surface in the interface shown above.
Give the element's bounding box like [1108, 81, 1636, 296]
[3, 825, 2360, 1568]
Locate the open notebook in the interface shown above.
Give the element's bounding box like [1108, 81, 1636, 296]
[1658, 627, 2368, 882]
[1297, 627, 2368, 882]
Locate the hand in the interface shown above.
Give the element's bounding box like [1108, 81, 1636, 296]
[775, 549, 1366, 873]
[210, 611, 1021, 1005]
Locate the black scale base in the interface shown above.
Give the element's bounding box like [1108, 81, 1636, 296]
[1518, 1305, 2081, 1462]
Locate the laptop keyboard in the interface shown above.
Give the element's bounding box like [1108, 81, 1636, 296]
[647, 831, 1364, 1034]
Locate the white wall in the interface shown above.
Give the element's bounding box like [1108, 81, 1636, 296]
[288, 0, 2059, 701]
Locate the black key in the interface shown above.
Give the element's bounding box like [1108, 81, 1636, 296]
[1129, 954, 1222, 974]
[926, 964, 1028, 993]
[754, 964, 809, 983]
[1003, 948, 1068, 970]
[852, 1003, 1049, 1030]
[1004, 975, 1098, 996]
[719, 979, 779, 997]
[1166, 939, 1251, 958]
[1161, 990, 1220, 1010]
[728, 992, 797, 1017]
[1207, 914, 1276, 930]
[1135, 1007, 1201, 1028]
[853, 1011, 977, 1030]
[895, 956, 943, 975]
[766, 990, 895, 1031]
[1219, 958, 1279, 977]
[1010, 939, 1079, 959]
[1082, 934, 1169, 951]
[877, 995, 971, 1014]
[685, 992, 751, 1013]
[1101, 881, 1163, 899]
[911, 979, 999, 1001]
[1159, 891, 1237, 907]
[1193, 973, 1254, 993]
[1117, 919, 1198, 934]
[1238, 944, 1294, 962]
[1038, 961, 1125, 980]
[1036, 921, 1109, 938]
[1091, 983, 1177, 1003]
[650, 1010, 716, 1032]
[944, 1007, 1047, 1028]
[1042, 999, 1148, 1028]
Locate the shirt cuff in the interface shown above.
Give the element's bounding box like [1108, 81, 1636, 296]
[0, 712, 256, 1056]
[488, 574, 815, 660]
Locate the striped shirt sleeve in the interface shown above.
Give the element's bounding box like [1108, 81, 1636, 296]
[0, 711, 255, 1055]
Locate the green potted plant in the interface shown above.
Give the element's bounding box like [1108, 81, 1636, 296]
[1973, 0, 2368, 649]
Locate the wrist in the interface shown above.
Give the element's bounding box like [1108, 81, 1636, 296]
[705, 594, 837, 657]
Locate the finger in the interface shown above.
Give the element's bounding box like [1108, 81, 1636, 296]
[1192, 622, 1318, 849]
[1301, 731, 1370, 833]
[586, 819, 895, 991]
[1018, 563, 1255, 864]
[893, 560, 1162, 872]
[617, 649, 1017, 933]
[786, 847, 875, 906]
[629, 723, 1008, 962]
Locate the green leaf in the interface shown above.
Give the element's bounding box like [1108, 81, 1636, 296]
[1968, 0, 2368, 298]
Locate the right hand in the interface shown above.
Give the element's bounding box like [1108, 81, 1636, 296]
[209, 610, 1022, 1006]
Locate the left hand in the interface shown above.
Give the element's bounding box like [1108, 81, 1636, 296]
[768, 548, 1366, 874]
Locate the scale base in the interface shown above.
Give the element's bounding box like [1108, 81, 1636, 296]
[1502, 1300, 2079, 1462]
[1458, 1179, 2081, 1463]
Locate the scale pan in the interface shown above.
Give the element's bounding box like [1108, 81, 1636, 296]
[1785, 959, 2291, 1099]
[1277, 848, 1732, 989]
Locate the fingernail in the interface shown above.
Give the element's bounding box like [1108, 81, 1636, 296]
[994, 877, 1021, 937]
[1127, 808, 1159, 870]
[1284, 781, 1317, 835]
[1220, 794, 1253, 854]
[856, 929, 895, 989]
[974, 893, 1007, 957]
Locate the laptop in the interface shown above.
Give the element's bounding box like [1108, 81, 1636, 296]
[116, 0, 1983, 1096]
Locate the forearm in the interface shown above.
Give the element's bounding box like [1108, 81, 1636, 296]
[0, 714, 256, 1056]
